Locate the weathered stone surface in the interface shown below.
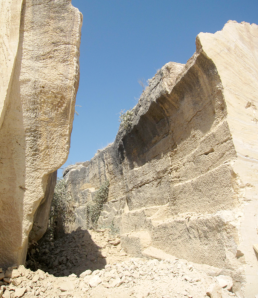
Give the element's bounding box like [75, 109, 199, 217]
[64, 21, 258, 296]
[0, 0, 82, 267]
[29, 171, 57, 242]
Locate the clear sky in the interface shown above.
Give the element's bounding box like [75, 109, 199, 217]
[59, 0, 258, 177]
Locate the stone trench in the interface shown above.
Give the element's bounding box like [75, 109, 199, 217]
[1, 1, 258, 296]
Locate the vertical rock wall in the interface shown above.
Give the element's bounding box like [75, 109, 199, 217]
[198, 21, 258, 298]
[64, 21, 258, 296]
[0, 0, 82, 267]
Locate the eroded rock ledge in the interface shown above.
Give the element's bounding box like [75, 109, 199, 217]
[0, 0, 82, 267]
[63, 21, 258, 297]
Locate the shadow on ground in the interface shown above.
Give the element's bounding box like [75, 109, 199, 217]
[26, 228, 106, 277]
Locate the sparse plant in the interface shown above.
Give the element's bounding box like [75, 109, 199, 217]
[119, 109, 134, 131]
[87, 180, 110, 228]
[138, 78, 147, 91]
[75, 104, 82, 116]
[49, 178, 74, 239]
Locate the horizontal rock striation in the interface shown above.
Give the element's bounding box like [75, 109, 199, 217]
[64, 21, 258, 296]
[0, 0, 82, 268]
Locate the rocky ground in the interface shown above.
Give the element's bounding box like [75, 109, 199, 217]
[0, 229, 238, 298]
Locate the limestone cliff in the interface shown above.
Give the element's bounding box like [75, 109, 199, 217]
[64, 21, 258, 296]
[0, 0, 82, 267]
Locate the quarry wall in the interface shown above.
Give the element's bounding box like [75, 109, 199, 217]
[64, 21, 258, 297]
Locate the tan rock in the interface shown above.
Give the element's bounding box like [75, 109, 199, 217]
[0, 0, 82, 267]
[14, 288, 26, 298]
[253, 244, 258, 254]
[2, 290, 11, 298]
[9, 269, 20, 279]
[32, 275, 39, 283]
[89, 275, 102, 288]
[63, 21, 258, 297]
[207, 283, 223, 298]
[59, 280, 75, 292]
[216, 275, 233, 291]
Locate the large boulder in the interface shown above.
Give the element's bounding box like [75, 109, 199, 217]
[64, 21, 258, 297]
[0, 0, 82, 267]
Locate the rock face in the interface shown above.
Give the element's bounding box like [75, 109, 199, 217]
[64, 21, 258, 296]
[0, 0, 82, 267]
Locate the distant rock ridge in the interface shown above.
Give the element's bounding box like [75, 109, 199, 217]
[64, 21, 258, 297]
[0, 0, 82, 267]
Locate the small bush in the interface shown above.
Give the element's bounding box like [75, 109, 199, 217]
[87, 180, 109, 228]
[119, 109, 134, 130]
[49, 178, 74, 239]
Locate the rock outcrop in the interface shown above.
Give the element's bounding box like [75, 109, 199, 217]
[0, 0, 82, 268]
[64, 21, 258, 297]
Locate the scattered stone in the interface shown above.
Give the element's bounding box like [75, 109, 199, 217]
[32, 275, 39, 283]
[4, 270, 12, 279]
[14, 288, 26, 298]
[80, 270, 92, 278]
[109, 239, 121, 246]
[59, 280, 75, 292]
[253, 244, 258, 254]
[89, 275, 102, 287]
[10, 270, 20, 279]
[0, 232, 236, 298]
[108, 277, 122, 288]
[216, 275, 233, 291]
[207, 283, 223, 298]
[3, 290, 11, 298]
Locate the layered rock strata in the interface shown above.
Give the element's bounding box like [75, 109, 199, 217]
[64, 21, 258, 297]
[0, 0, 82, 267]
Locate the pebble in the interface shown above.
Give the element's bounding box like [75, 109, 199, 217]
[89, 275, 102, 287]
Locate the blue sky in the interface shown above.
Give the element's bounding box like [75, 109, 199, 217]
[59, 0, 258, 176]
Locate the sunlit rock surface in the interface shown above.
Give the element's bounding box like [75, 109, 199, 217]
[0, 0, 82, 267]
[64, 21, 258, 296]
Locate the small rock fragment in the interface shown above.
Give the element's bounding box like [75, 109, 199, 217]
[216, 275, 233, 291]
[32, 275, 39, 283]
[4, 270, 12, 279]
[11, 270, 20, 279]
[3, 290, 11, 298]
[253, 244, 258, 254]
[109, 239, 121, 246]
[59, 280, 75, 292]
[14, 288, 26, 298]
[207, 283, 222, 298]
[109, 277, 122, 288]
[3, 278, 10, 283]
[89, 275, 102, 288]
[80, 270, 92, 278]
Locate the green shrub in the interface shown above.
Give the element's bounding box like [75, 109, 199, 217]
[49, 178, 74, 239]
[87, 180, 109, 228]
[119, 109, 134, 130]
